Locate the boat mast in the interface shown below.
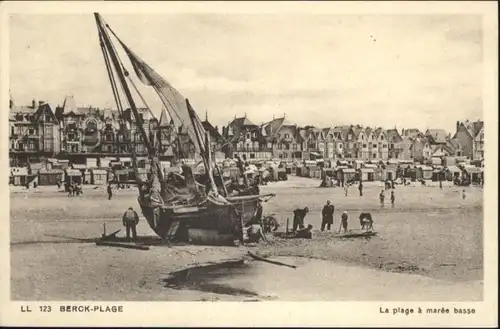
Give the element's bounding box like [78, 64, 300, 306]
[94, 13, 153, 156]
[186, 99, 217, 195]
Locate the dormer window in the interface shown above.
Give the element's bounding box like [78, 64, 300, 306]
[284, 133, 290, 139]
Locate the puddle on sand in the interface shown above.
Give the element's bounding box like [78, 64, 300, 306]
[163, 260, 263, 298]
[162, 257, 483, 301]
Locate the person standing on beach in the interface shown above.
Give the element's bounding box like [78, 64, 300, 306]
[292, 207, 309, 232]
[379, 189, 385, 207]
[340, 211, 348, 234]
[358, 182, 363, 196]
[390, 190, 395, 207]
[321, 200, 335, 231]
[122, 207, 140, 241]
[107, 184, 113, 200]
[344, 183, 349, 196]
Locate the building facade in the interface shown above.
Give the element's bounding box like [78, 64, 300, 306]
[9, 98, 61, 166]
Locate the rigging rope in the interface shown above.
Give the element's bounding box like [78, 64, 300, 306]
[104, 22, 202, 150]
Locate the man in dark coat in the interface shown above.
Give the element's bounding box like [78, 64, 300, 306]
[292, 207, 309, 232]
[321, 200, 335, 231]
[358, 182, 363, 196]
[122, 207, 140, 241]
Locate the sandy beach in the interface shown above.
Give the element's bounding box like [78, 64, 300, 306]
[10, 175, 483, 301]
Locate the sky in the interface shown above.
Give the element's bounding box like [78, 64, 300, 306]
[9, 13, 483, 133]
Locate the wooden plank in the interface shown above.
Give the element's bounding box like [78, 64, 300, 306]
[95, 241, 150, 250]
[247, 252, 297, 269]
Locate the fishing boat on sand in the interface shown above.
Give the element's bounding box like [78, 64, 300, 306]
[94, 13, 274, 246]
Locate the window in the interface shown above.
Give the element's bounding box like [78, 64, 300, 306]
[363, 144, 367, 148]
[372, 153, 377, 158]
[250, 153, 255, 159]
[107, 145, 113, 153]
[348, 134, 352, 141]
[381, 135, 384, 140]
[105, 133, 113, 142]
[383, 144, 387, 148]
[390, 143, 394, 149]
[284, 133, 290, 139]
[339, 144, 342, 149]
[118, 135, 124, 142]
[11, 126, 14, 136]
[368, 142, 372, 148]
[361, 135, 364, 140]
[246, 133, 251, 139]
[28, 128, 35, 135]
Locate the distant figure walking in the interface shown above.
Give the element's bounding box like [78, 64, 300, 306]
[107, 184, 113, 200]
[344, 184, 349, 197]
[379, 189, 385, 207]
[321, 200, 335, 231]
[358, 182, 363, 196]
[122, 207, 140, 241]
[340, 211, 348, 234]
[390, 190, 395, 207]
[439, 180, 443, 189]
[462, 189, 466, 200]
[292, 207, 309, 232]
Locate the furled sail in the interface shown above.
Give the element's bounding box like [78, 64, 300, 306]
[117, 40, 206, 154]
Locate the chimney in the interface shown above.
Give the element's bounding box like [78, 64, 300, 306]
[32, 99, 36, 108]
[456, 121, 459, 130]
[9, 99, 13, 109]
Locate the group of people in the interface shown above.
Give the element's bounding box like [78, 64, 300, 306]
[292, 201, 375, 236]
[379, 189, 396, 207]
[66, 182, 83, 197]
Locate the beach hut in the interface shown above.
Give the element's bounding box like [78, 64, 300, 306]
[10, 167, 28, 186]
[65, 168, 82, 184]
[407, 167, 420, 181]
[444, 165, 461, 181]
[91, 169, 108, 185]
[338, 168, 356, 183]
[360, 167, 375, 182]
[463, 166, 483, 184]
[383, 164, 398, 181]
[38, 168, 64, 186]
[353, 160, 364, 171]
[418, 166, 433, 180]
[431, 168, 446, 182]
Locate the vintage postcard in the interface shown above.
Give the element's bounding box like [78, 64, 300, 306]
[0, 1, 497, 327]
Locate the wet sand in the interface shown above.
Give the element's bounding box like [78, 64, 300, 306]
[10, 176, 483, 300]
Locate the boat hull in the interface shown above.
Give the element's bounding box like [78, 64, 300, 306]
[138, 195, 261, 246]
